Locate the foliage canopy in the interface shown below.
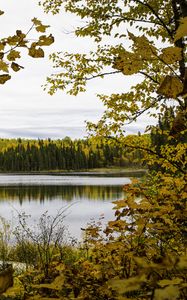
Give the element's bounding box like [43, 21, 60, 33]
[40, 0, 187, 137]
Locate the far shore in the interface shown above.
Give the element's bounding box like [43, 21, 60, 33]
[0, 168, 147, 176]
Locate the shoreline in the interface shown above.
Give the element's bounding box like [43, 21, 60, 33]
[0, 168, 147, 176]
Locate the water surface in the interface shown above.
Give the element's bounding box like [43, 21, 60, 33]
[0, 174, 131, 239]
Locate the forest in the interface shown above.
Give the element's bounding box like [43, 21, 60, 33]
[0, 135, 146, 171]
[0, 0, 187, 300]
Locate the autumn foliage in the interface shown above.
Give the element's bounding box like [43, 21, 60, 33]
[1, 0, 187, 299]
[0, 12, 54, 84]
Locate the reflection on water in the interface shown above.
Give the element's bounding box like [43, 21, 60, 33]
[0, 175, 129, 239]
[0, 185, 123, 204]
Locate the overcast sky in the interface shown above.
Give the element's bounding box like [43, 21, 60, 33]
[0, 0, 155, 140]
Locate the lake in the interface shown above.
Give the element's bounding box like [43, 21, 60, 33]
[0, 173, 138, 240]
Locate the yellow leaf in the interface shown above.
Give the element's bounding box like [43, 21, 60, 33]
[0, 52, 4, 60]
[114, 51, 143, 75]
[174, 17, 187, 42]
[55, 263, 65, 271]
[158, 278, 183, 287]
[154, 285, 180, 300]
[7, 50, 20, 61]
[36, 25, 50, 33]
[38, 34, 54, 46]
[160, 47, 182, 64]
[0, 43, 5, 51]
[177, 255, 187, 269]
[27, 296, 58, 300]
[28, 47, 44, 58]
[108, 220, 127, 230]
[122, 59, 143, 75]
[11, 62, 24, 72]
[50, 274, 64, 290]
[0, 74, 11, 84]
[112, 199, 126, 209]
[108, 275, 146, 294]
[157, 75, 183, 98]
[128, 31, 157, 57]
[33, 274, 64, 291]
[32, 18, 50, 32]
[7, 35, 20, 45]
[134, 257, 149, 268]
[32, 17, 42, 26]
[16, 30, 26, 39]
[0, 60, 9, 72]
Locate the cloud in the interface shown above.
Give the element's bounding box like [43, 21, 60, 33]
[0, 120, 154, 140]
[0, 108, 103, 139]
[0, 126, 87, 139]
[0, 104, 156, 139]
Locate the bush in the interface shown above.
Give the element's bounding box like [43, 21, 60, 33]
[13, 208, 68, 277]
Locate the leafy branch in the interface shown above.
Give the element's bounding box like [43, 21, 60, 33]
[106, 136, 186, 174]
[135, 0, 174, 38]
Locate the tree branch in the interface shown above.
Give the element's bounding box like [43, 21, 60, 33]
[125, 96, 164, 124]
[106, 136, 186, 174]
[107, 14, 162, 25]
[139, 71, 159, 84]
[172, 0, 186, 80]
[85, 70, 121, 81]
[4, 23, 35, 55]
[134, 0, 173, 38]
[179, 0, 187, 17]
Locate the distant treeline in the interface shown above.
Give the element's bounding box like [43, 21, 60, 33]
[0, 136, 146, 172]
